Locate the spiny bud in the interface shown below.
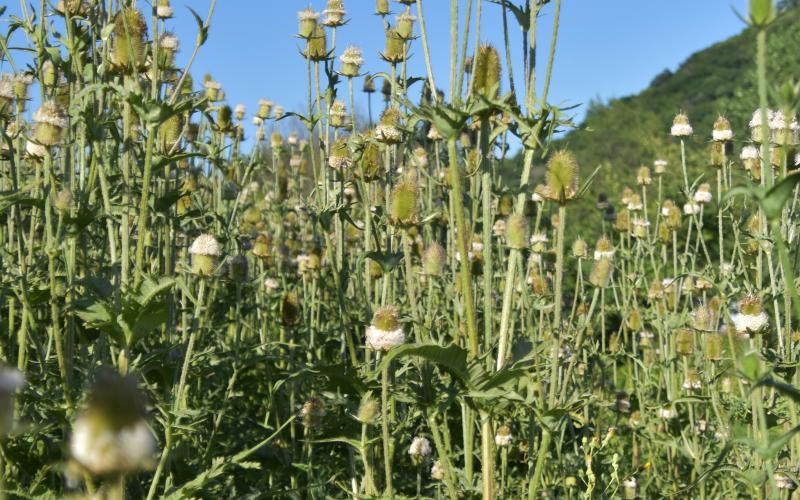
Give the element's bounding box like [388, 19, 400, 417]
[372, 305, 400, 332]
[395, 12, 416, 40]
[636, 166, 651, 186]
[329, 100, 349, 128]
[589, 258, 612, 288]
[112, 7, 148, 72]
[357, 393, 380, 424]
[506, 214, 528, 250]
[473, 44, 501, 99]
[705, 332, 723, 361]
[32, 101, 68, 146]
[676, 328, 694, 356]
[572, 238, 588, 259]
[498, 193, 513, 216]
[305, 25, 328, 61]
[159, 112, 182, 151]
[55, 188, 73, 213]
[298, 8, 320, 39]
[382, 28, 406, 63]
[358, 136, 382, 180]
[339, 46, 364, 77]
[544, 150, 579, 202]
[329, 138, 352, 171]
[390, 180, 419, 227]
[376, 0, 390, 15]
[376, 107, 402, 144]
[423, 243, 446, 276]
[188, 234, 221, 276]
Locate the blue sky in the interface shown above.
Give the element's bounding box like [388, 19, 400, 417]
[2, 1, 751, 137]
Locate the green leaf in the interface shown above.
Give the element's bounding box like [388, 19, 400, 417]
[365, 250, 404, 273]
[374, 343, 470, 385]
[187, 6, 209, 46]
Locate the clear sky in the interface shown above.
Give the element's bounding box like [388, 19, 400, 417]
[2, 1, 751, 138]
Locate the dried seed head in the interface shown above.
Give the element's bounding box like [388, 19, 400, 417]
[473, 44, 501, 99]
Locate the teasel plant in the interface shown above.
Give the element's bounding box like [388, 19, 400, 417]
[0, 0, 798, 498]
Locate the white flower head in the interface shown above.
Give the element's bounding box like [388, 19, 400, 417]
[408, 436, 432, 458]
[683, 202, 700, 215]
[339, 46, 364, 66]
[750, 108, 775, 128]
[775, 473, 797, 490]
[366, 306, 405, 351]
[656, 406, 678, 419]
[740, 145, 759, 160]
[33, 102, 69, 129]
[159, 33, 179, 51]
[431, 460, 445, 480]
[731, 312, 769, 334]
[189, 234, 221, 256]
[671, 113, 693, 137]
[494, 425, 513, 447]
[693, 185, 712, 204]
[71, 417, 155, 475]
[712, 129, 733, 141]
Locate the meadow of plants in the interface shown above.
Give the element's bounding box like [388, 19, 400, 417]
[0, 0, 799, 498]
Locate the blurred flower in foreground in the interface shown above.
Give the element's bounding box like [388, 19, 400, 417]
[0, 365, 24, 437]
[70, 369, 156, 476]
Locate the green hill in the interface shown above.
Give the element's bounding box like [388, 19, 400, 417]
[543, 6, 800, 241]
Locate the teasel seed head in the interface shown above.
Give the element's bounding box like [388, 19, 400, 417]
[322, 0, 347, 27]
[256, 99, 273, 120]
[32, 101, 69, 146]
[55, 187, 73, 213]
[473, 44, 501, 99]
[381, 28, 406, 63]
[390, 179, 419, 227]
[188, 234, 221, 276]
[366, 305, 406, 351]
[676, 328, 694, 356]
[589, 257, 612, 288]
[112, 7, 148, 72]
[329, 100, 349, 128]
[252, 234, 271, 259]
[395, 12, 416, 40]
[302, 397, 326, 429]
[544, 150, 579, 203]
[571, 238, 588, 259]
[423, 243, 446, 276]
[329, 138, 353, 171]
[357, 393, 380, 424]
[504, 214, 528, 250]
[712, 115, 733, 142]
[298, 8, 320, 39]
[670, 112, 693, 137]
[305, 25, 329, 61]
[339, 46, 364, 77]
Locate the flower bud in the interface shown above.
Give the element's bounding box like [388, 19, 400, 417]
[473, 44, 501, 99]
[705, 332, 723, 361]
[339, 46, 364, 77]
[544, 150, 579, 202]
[390, 180, 418, 227]
[381, 28, 406, 63]
[423, 243, 446, 276]
[357, 393, 380, 424]
[55, 187, 73, 213]
[305, 25, 328, 61]
[589, 257, 612, 288]
[505, 214, 528, 250]
[298, 9, 320, 39]
[676, 328, 694, 356]
[395, 12, 416, 40]
[112, 7, 148, 72]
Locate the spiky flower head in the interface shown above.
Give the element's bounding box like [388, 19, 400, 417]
[593, 237, 615, 261]
[112, 7, 148, 72]
[376, 0, 390, 15]
[543, 150, 579, 203]
[189, 234, 221, 276]
[357, 393, 380, 424]
[504, 214, 528, 250]
[322, 0, 347, 27]
[302, 397, 326, 429]
[339, 46, 364, 77]
[732, 294, 769, 334]
[529, 233, 549, 253]
[408, 436, 432, 464]
[70, 369, 155, 476]
[390, 180, 419, 227]
[571, 238, 588, 259]
[375, 107, 402, 144]
[55, 187, 73, 213]
[329, 138, 352, 171]
[683, 202, 700, 215]
[473, 44, 501, 99]
[156, 0, 173, 18]
[623, 477, 638, 500]
[694, 183, 712, 204]
[329, 100, 349, 128]
[636, 166, 651, 185]
[431, 460, 445, 480]
[305, 25, 328, 61]
[749, 108, 773, 143]
[589, 257, 612, 288]
[423, 243, 446, 276]
[257, 99, 273, 120]
[298, 8, 320, 38]
[712, 115, 733, 142]
[495, 425, 513, 447]
[381, 28, 406, 63]
[671, 112, 693, 137]
[366, 305, 405, 351]
[654, 158, 668, 174]
[32, 101, 69, 146]
[395, 12, 416, 40]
